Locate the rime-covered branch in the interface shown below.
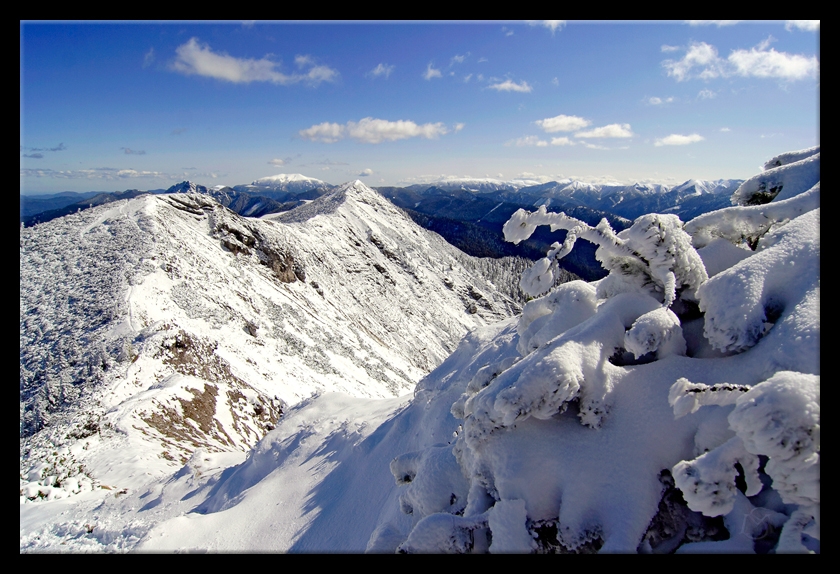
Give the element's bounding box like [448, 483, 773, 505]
[730, 148, 819, 206]
[503, 206, 707, 307]
[686, 182, 820, 249]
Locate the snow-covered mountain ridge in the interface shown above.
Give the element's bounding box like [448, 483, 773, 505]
[20, 180, 522, 508]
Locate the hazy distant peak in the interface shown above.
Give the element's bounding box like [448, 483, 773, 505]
[166, 180, 209, 194]
[251, 173, 326, 185]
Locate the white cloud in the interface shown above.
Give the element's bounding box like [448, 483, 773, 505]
[143, 48, 155, 68]
[552, 77, 559, 86]
[514, 172, 554, 183]
[268, 158, 286, 166]
[648, 96, 675, 105]
[663, 39, 818, 82]
[304, 65, 340, 84]
[686, 20, 740, 27]
[550, 137, 574, 146]
[299, 117, 455, 144]
[450, 53, 469, 66]
[295, 55, 315, 68]
[453, 123, 465, 132]
[756, 36, 775, 51]
[464, 74, 472, 83]
[21, 167, 175, 180]
[347, 118, 448, 143]
[728, 45, 818, 80]
[509, 136, 548, 147]
[358, 168, 373, 177]
[655, 133, 705, 146]
[697, 89, 716, 99]
[663, 41, 721, 82]
[423, 62, 442, 80]
[529, 20, 566, 34]
[720, 127, 731, 132]
[785, 20, 819, 32]
[536, 114, 591, 132]
[477, 58, 488, 63]
[368, 63, 395, 79]
[575, 123, 634, 138]
[488, 79, 532, 93]
[582, 143, 609, 150]
[661, 44, 681, 53]
[298, 122, 346, 143]
[171, 38, 337, 85]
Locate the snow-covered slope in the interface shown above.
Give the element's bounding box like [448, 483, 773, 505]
[380, 148, 818, 553]
[20, 181, 521, 512]
[20, 150, 818, 554]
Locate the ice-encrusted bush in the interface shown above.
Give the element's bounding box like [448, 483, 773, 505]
[386, 147, 819, 553]
[671, 371, 819, 553]
[730, 146, 819, 206]
[503, 208, 707, 307]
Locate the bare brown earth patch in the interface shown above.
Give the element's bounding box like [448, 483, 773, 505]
[139, 330, 283, 462]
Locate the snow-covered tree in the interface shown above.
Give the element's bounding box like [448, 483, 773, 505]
[387, 147, 819, 553]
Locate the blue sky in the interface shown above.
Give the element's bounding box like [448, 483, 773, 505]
[20, 20, 819, 194]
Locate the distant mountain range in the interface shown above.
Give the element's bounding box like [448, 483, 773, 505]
[21, 173, 743, 280]
[515, 178, 744, 221]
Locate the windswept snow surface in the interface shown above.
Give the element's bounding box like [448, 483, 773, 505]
[20, 150, 818, 553]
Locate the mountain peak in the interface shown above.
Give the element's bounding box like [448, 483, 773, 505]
[271, 179, 392, 224]
[252, 173, 325, 185]
[166, 180, 209, 195]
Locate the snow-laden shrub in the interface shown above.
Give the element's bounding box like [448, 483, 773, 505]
[762, 145, 820, 170]
[730, 147, 819, 206]
[686, 183, 819, 250]
[390, 444, 469, 518]
[695, 208, 819, 354]
[503, 208, 707, 307]
[624, 307, 686, 360]
[671, 371, 819, 553]
[515, 280, 597, 356]
[387, 147, 819, 553]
